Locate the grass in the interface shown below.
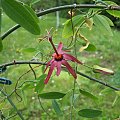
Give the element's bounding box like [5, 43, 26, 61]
[0, 13, 120, 120]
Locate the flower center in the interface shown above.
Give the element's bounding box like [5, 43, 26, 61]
[54, 54, 63, 61]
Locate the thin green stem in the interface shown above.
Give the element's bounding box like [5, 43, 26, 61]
[37, 96, 51, 117]
[0, 87, 24, 120]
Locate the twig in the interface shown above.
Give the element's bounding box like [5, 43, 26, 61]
[77, 71, 120, 91]
[1, 24, 20, 40]
[1, 4, 120, 40]
[0, 61, 46, 68]
[0, 60, 120, 91]
[0, 87, 24, 120]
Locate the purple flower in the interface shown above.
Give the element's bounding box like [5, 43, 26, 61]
[44, 42, 83, 84]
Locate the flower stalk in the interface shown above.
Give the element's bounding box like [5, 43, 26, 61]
[48, 36, 59, 56]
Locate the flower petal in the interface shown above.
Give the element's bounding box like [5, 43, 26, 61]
[64, 53, 83, 64]
[44, 59, 54, 73]
[62, 60, 77, 79]
[56, 61, 62, 76]
[44, 61, 56, 84]
[57, 42, 63, 53]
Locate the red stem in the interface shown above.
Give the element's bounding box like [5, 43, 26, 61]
[49, 37, 59, 56]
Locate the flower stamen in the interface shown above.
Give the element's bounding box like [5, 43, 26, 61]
[54, 54, 63, 61]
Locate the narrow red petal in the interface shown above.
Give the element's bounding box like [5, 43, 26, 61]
[64, 53, 83, 64]
[57, 42, 63, 53]
[44, 61, 56, 84]
[62, 60, 77, 79]
[44, 59, 54, 73]
[56, 61, 62, 76]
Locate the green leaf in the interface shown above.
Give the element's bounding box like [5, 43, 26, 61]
[79, 89, 98, 100]
[62, 15, 84, 38]
[101, 15, 114, 26]
[107, 10, 120, 18]
[105, 1, 120, 18]
[78, 109, 102, 118]
[85, 43, 96, 52]
[93, 14, 113, 36]
[24, 4, 39, 23]
[62, 19, 73, 38]
[1, 0, 40, 35]
[22, 47, 36, 53]
[38, 92, 66, 99]
[21, 90, 28, 106]
[0, 38, 3, 52]
[93, 65, 114, 75]
[52, 99, 63, 116]
[22, 82, 35, 90]
[35, 74, 46, 94]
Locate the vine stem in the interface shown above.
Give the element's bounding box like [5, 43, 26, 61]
[0, 87, 24, 120]
[70, 9, 77, 120]
[0, 60, 120, 91]
[1, 4, 120, 40]
[76, 71, 120, 91]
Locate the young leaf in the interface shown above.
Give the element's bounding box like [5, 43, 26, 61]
[93, 65, 114, 75]
[38, 92, 66, 99]
[93, 14, 113, 36]
[78, 109, 102, 118]
[107, 10, 120, 18]
[79, 34, 90, 52]
[22, 47, 36, 53]
[1, 0, 40, 35]
[35, 74, 46, 94]
[62, 15, 84, 38]
[79, 89, 98, 100]
[52, 99, 63, 116]
[105, 1, 120, 18]
[62, 19, 73, 38]
[85, 43, 96, 52]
